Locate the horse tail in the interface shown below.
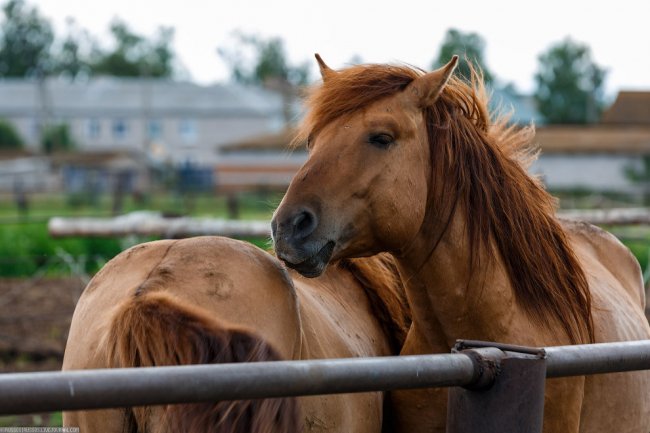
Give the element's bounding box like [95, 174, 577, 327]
[106, 291, 300, 433]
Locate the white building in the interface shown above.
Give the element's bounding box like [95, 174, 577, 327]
[533, 92, 650, 194]
[216, 90, 650, 196]
[0, 77, 286, 166]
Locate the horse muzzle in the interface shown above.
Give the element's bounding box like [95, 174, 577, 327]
[271, 207, 335, 277]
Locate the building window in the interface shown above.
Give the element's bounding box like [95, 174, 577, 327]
[148, 119, 163, 141]
[30, 118, 39, 142]
[87, 119, 101, 139]
[178, 119, 197, 144]
[112, 119, 128, 140]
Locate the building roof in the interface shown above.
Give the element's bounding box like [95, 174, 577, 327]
[217, 89, 650, 156]
[0, 77, 284, 118]
[218, 123, 650, 156]
[0, 149, 35, 160]
[50, 150, 145, 169]
[535, 125, 650, 154]
[219, 128, 299, 153]
[601, 91, 650, 125]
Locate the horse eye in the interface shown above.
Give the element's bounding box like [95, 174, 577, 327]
[367, 133, 394, 149]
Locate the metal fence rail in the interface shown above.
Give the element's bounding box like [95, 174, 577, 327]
[0, 354, 475, 415]
[545, 340, 650, 377]
[1, 340, 650, 417]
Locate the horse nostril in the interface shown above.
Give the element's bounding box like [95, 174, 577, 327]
[292, 209, 318, 239]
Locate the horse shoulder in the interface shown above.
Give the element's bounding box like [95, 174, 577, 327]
[292, 267, 392, 359]
[289, 268, 388, 433]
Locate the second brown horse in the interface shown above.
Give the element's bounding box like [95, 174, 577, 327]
[62, 236, 409, 433]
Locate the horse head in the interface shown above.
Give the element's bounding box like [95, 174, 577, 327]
[272, 55, 457, 277]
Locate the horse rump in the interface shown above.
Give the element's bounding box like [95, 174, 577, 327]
[107, 291, 299, 433]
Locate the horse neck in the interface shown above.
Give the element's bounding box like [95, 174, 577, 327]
[396, 209, 534, 349]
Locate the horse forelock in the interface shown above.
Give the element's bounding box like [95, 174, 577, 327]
[298, 61, 594, 344]
[293, 63, 422, 146]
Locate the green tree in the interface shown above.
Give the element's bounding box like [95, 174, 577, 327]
[0, 118, 24, 150]
[218, 32, 310, 86]
[624, 156, 650, 204]
[0, 0, 54, 77]
[90, 20, 175, 77]
[52, 17, 93, 79]
[218, 32, 311, 125]
[42, 123, 75, 154]
[534, 37, 606, 124]
[433, 28, 494, 83]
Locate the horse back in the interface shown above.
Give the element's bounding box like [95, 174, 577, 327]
[562, 219, 646, 315]
[561, 219, 650, 433]
[63, 236, 303, 432]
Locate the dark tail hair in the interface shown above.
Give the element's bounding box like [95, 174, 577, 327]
[107, 291, 300, 433]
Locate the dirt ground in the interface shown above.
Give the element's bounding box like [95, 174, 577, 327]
[0, 276, 85, 372]
[0, 277, 86, 427]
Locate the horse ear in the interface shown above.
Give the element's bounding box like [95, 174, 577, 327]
[315, 53, 336, 82]
[406, 55, 458, 107]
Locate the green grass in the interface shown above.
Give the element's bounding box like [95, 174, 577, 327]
[622, 239, 650, 284]
[0, 412, 62, 427]
[0, 191, 280, 277]
[0, 222, 123, 277]
[2, 190, 650, 279]
[0, 190, 283, 220]
[0, 222, 272, 278]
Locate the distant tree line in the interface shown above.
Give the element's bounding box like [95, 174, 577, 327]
[0, 0, 610, 154]
[0, 0, 176, 152]
[218, 31, 310, 88]
[227, 28, 607, 127]
[0, 0, 175, 80]
[433, 29, 606, 125]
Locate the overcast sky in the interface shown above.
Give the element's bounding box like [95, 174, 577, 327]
[31, 0, 650, 97]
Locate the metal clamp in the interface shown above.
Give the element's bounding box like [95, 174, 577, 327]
[452, 340, 546, 391]
[448, 339, 548, 433]
[454, 339, 547, 358]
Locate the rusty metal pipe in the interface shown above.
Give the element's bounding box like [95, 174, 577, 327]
[0, 354, 475, 415]
[2, 340, 650, 415]
[545, 340, 650, 377]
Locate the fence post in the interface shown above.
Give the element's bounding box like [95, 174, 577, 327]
[446, 342, 547, 433]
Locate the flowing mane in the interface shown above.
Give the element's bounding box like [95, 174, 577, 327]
[297, 63, 594, 344]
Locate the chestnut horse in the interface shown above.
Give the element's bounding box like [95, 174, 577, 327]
[62, 236, 409, 433]
[272, 55, 650, 432]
